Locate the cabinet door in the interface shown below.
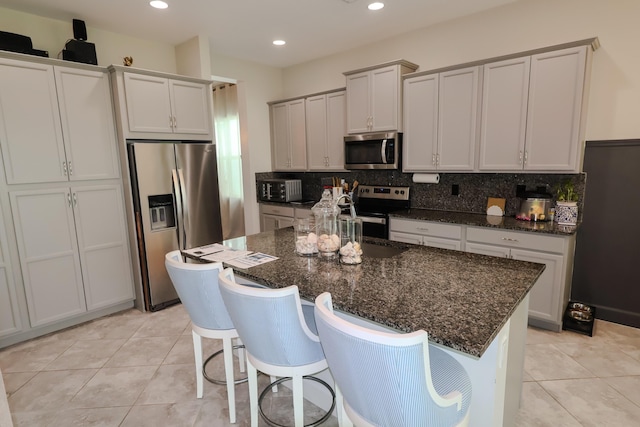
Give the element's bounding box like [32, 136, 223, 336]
[0, 58, 67, 184]
[325, 91, 346, 170]
[525, 47, 586, 171]
[288, 99, 307, 170]
[438, 67, 480, 171]
[271, 102, 290, 170]
[423, 237, 461, 251]
[123, 73, 173, 133]
[169, 80, 211, 135]
[72, 186, 134, 310]
[346, 71, 371, 133]
[54, 67, 120, 181]
[10, 189, 86, 327]
[0, 208, 21, 338]
[305, 94, 328, 170]
[466, 242, 511, 258]
[479, 58, 530, 171]
[388, 231, 423, 246]
[370, 65, 399, 132]
[261, 214, 294, 232]
[511, 248, 564, 325]
[403, 74, 438, 171]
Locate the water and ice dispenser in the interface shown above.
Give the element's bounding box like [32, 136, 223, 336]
[148, 194, 176, 231]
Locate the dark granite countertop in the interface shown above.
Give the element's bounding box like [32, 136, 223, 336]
[389, 208, 579, 236]
[221, 228, 545, 358]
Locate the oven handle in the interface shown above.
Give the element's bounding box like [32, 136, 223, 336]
[341, 214, 386, 225]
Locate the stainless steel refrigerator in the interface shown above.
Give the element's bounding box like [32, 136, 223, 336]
[127, 141, 223, 311]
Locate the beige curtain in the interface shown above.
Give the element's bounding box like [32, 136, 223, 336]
[213, 83, 245, 239]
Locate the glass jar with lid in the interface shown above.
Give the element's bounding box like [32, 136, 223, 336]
[294, 217, 318, 256]
[312, 188, 341, 258]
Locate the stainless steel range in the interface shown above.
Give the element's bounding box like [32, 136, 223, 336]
[352, 185, 410, 239]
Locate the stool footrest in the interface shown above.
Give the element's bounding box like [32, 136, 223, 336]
[202, 345, 248, 385]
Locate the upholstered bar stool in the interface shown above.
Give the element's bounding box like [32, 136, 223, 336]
[164, 251, 247, 424]
[314, 292, 472, 427]
[218, 267, 336, 427]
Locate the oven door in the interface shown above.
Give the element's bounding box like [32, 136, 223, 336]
[357, 214, 388, 239]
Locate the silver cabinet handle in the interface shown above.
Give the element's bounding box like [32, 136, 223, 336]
[73, 193, 77, 206]
[436, 153, 440, 166]
[63, 161, 68, 176]
[519, 150, 523, 162]
[524, 150, 528, 164]
[67, 192, 72, 207]
[501, 237, 519, 242]
[173, 116, 177, 128]
[170, 115, 173, 128]
[417, 227, 429, 232]
[68, 161, 73, 176]
[432, 154, 436, 165]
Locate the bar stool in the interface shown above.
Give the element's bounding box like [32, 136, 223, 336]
[218, 267, 336, 427]
[314, 292, 472, 427]
[164, 251, 246, 424]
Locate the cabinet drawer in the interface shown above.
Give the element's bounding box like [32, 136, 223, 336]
[295, 207, 313, 219]
[467, 227, 565, 253]
[260, 204, 294, 217]
[389, 218, 462, 239]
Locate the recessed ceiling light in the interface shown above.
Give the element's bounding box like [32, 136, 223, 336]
[149, 1, 168, 9]
[368, 2, 384, 11]
[273, 40, 286, 46]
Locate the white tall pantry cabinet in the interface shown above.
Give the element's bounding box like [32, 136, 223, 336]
[0, 53, 134, 348]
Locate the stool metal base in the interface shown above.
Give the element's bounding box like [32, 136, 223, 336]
[202, 345, 248, 385]
[258, 376, 336, 427]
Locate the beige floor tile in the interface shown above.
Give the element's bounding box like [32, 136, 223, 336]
[522, 370, 534, 382]
[163, 335, 223, 366]
[8, 369, 97, 412]
[51, 407, 129, 426]
[1, 372, 36, 396]
[524, 344, 594, 381]
[43, 339, 126, 370]
[526, 326, 594, 345]
[136, 363, 201, 405]
[11, 409, 60, 427]
[104, 336, 178, 368]
[0, 338, 75, 373]
[132, 306, 190, 338]
[69, 366, 158, 408]
[540, 378, 640, 427]
[555, 342, 640, 377]
[603, 376, 640, 407]
[611, 337, 640, 362]
[596, 320, 640, 341]
[515, 382, 582, 427]
[120, 401, 203, 427]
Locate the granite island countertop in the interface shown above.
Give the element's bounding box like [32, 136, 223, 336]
[389, 208, 579, 236]
[221, 228, 545, 358]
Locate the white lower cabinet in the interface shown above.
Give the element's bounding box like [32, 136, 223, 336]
[10, 185, 134, 327]
[466, 227, 574, 331]
[389, 218, 463, 251]
[260, 204, 296, 232]
[0, 208, 21, 338]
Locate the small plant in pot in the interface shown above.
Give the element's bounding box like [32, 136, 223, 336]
[555, 181, 579, 225]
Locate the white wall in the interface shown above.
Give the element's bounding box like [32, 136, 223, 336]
[0, 6, 176, 73]
[209, 52, 283, 234]
[282, 0, 640, 140]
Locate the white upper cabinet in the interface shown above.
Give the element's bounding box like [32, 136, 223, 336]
[345, 61, 418, 134]
[402, 66, 480, 171]
[479, 46, 588, 172]
[525, 46, 587, 171]
[121, 71, 212, 140]
[306, 91, 346, 171]
[0, 58, 119, 184]
[402, 74, 439, 171]
[479, 57, 530, 170]
[271, 99, 307, 171]
[437, 66, 480, 171]
[54, 67, 120, 181]
[0, 59, 66, 184]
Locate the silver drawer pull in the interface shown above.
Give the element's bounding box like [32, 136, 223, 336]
[501, 237, 519, 242]
[417, 227, 429, 232]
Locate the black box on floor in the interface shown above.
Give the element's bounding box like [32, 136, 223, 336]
[562, 301, 596, 336]
[63, 39, 97, 65]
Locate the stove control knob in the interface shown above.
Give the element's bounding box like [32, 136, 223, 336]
[395, 190, 399, 194]
[400, 190, 405, 195]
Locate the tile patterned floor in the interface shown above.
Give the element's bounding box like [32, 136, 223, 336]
[1, 304, 640, 426]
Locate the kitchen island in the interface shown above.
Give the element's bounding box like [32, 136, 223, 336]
[214, 228, 545, 426]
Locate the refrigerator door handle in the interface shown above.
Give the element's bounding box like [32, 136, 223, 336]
[177, 168, 189, 249]
[172, 168, 185, 250]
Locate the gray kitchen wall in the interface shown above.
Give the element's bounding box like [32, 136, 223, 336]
[256, 171, 586, 218]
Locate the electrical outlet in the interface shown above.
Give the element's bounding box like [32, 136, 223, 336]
[452, 184, 459, 196]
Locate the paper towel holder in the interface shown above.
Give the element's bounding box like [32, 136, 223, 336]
[412, 173, 440, 184]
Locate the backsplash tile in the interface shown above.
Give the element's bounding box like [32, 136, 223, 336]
[256, 171, 586, 218]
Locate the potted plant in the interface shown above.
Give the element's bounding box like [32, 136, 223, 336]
[554, 181, 579, 225]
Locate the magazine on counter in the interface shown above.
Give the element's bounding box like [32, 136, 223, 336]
[225, 252, 279, 269]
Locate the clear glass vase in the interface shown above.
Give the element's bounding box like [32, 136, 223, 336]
[312, 188, 340, 258]
[339, 217, 363, 264]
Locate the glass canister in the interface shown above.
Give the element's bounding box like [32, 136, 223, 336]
[312, 188, 341, 258]
[339, 217, 363, 264]
[294, 217, 318, 256]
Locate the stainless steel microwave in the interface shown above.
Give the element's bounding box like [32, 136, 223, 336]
[344, 132, 401, 170]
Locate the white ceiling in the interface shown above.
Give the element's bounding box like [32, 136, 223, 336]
[0, 0, 520, 68]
